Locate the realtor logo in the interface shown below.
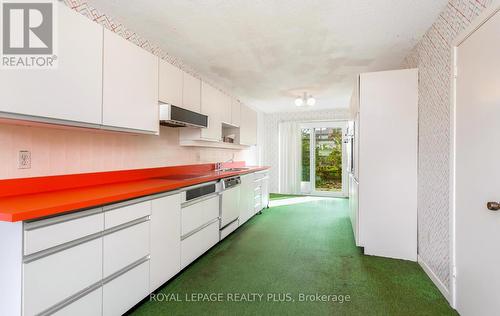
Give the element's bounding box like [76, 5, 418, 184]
[1, 0, 57, 68]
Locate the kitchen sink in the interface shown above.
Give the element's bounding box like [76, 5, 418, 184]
[220, 167, 250, 172]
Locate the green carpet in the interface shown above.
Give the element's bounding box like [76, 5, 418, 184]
[130, 198, 456, 316]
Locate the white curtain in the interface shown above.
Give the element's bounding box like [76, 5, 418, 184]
[278, 121, 301, 194]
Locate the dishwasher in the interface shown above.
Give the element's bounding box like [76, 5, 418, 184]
[219, 176, 241, 240]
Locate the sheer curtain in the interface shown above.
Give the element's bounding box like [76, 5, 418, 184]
[278, 121, 301, 194]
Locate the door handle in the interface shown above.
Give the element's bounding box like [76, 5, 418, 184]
[487, 202, 500, 211]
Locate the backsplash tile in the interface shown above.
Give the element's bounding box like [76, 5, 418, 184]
[0, 124, 256, 179]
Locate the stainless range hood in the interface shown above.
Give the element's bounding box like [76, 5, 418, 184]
[159, 103, 208, 128]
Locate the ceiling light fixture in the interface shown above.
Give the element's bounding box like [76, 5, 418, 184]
[295, 92, 315, 107]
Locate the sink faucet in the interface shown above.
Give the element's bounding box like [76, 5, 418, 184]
[216, 156, 235, 171]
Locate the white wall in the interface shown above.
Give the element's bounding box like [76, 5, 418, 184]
[262, 109, 350, 193]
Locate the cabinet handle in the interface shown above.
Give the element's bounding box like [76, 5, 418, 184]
[487, 202, 500, 211]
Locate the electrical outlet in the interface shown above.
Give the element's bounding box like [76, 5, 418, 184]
[18, 150, 31, 169]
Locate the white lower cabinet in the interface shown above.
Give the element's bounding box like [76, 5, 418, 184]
[23, 209, 103, 256]
[150, 194, 181, 291]
[53, 287, 102, 316]
[18, 173, 267, 316]
[181, 195, 219, 236]
[103, 221, 150, 278]
[181, 220, 219, 269]
[239, 174, 255, 226]
[261, 176, 269, 209]
[220, 220, 239, 240]
[103, 261, 150, 316]
[23, 238, 103, 316]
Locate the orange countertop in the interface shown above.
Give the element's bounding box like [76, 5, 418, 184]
[0, 164, 269, 222]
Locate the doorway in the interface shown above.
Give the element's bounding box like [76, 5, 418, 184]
[452, 4, 500, 314]
[300, 121, 347, 197]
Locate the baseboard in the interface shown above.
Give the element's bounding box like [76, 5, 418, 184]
[417, 255, 451, 303]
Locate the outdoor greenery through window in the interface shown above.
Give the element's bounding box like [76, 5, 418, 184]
[314, 128, 342, 191]
[301, 127, 343, 193]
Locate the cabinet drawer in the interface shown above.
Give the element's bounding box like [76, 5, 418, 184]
[52, 287, 102, 316]
[220, 220, 238, 240]
[181, 220, 219, 269]
[24, 209, 103, 256]
[103, 220, 150, 278]
[104, 200, 151, 229]
[23, 238, 103, 316]
[181, 195, 219, 236]
[103, 260, 150, 316]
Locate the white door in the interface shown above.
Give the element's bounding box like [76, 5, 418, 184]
[454, 8, 500, 316]
[300, 121, 348, 197]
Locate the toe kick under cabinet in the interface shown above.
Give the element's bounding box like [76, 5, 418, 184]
[13, 192, 183, 316]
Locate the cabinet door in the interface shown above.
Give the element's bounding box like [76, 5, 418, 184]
[182, 72, 201, 112]
[231, 99, 241, 127]
[150, 194, 181, 291]
[0, 3, 102, 125]
[103, 261, 150, 316]
[180, 221, 219, 269]
[220, 93, 232, 125]
[200, 82, 222, 141]
[52, 287, 102, 316]
[238, 174, 254, 225]
[103, 221, 150, 278]
[102, 29, 159, 133]
[239, 105, 257, 146]
[23, 238, 103, 316]
[181, 195, 219, 236]
[159, 60, 183, 107]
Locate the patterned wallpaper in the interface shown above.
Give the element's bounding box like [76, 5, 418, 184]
[403, 0, 492, 291]
[262, 109, 350, 193]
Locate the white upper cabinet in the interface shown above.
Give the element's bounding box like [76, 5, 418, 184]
[231, 99, 241, 127]
[0, 3, 103, 125]
[102, 29, 159, 134]
[239, 104, 257, 146]
[158, 60, 183, 107]
[182, 72, 201, 112]
[200, 82, 222, 141]
[220, 93, 232, 125]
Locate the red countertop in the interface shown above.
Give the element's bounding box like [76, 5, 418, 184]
[0, 163, 269, 222]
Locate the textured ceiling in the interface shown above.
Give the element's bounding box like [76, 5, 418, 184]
[88, 0, 447, 113]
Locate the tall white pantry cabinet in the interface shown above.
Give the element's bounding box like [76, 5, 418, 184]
[350, 69, 418, 262]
